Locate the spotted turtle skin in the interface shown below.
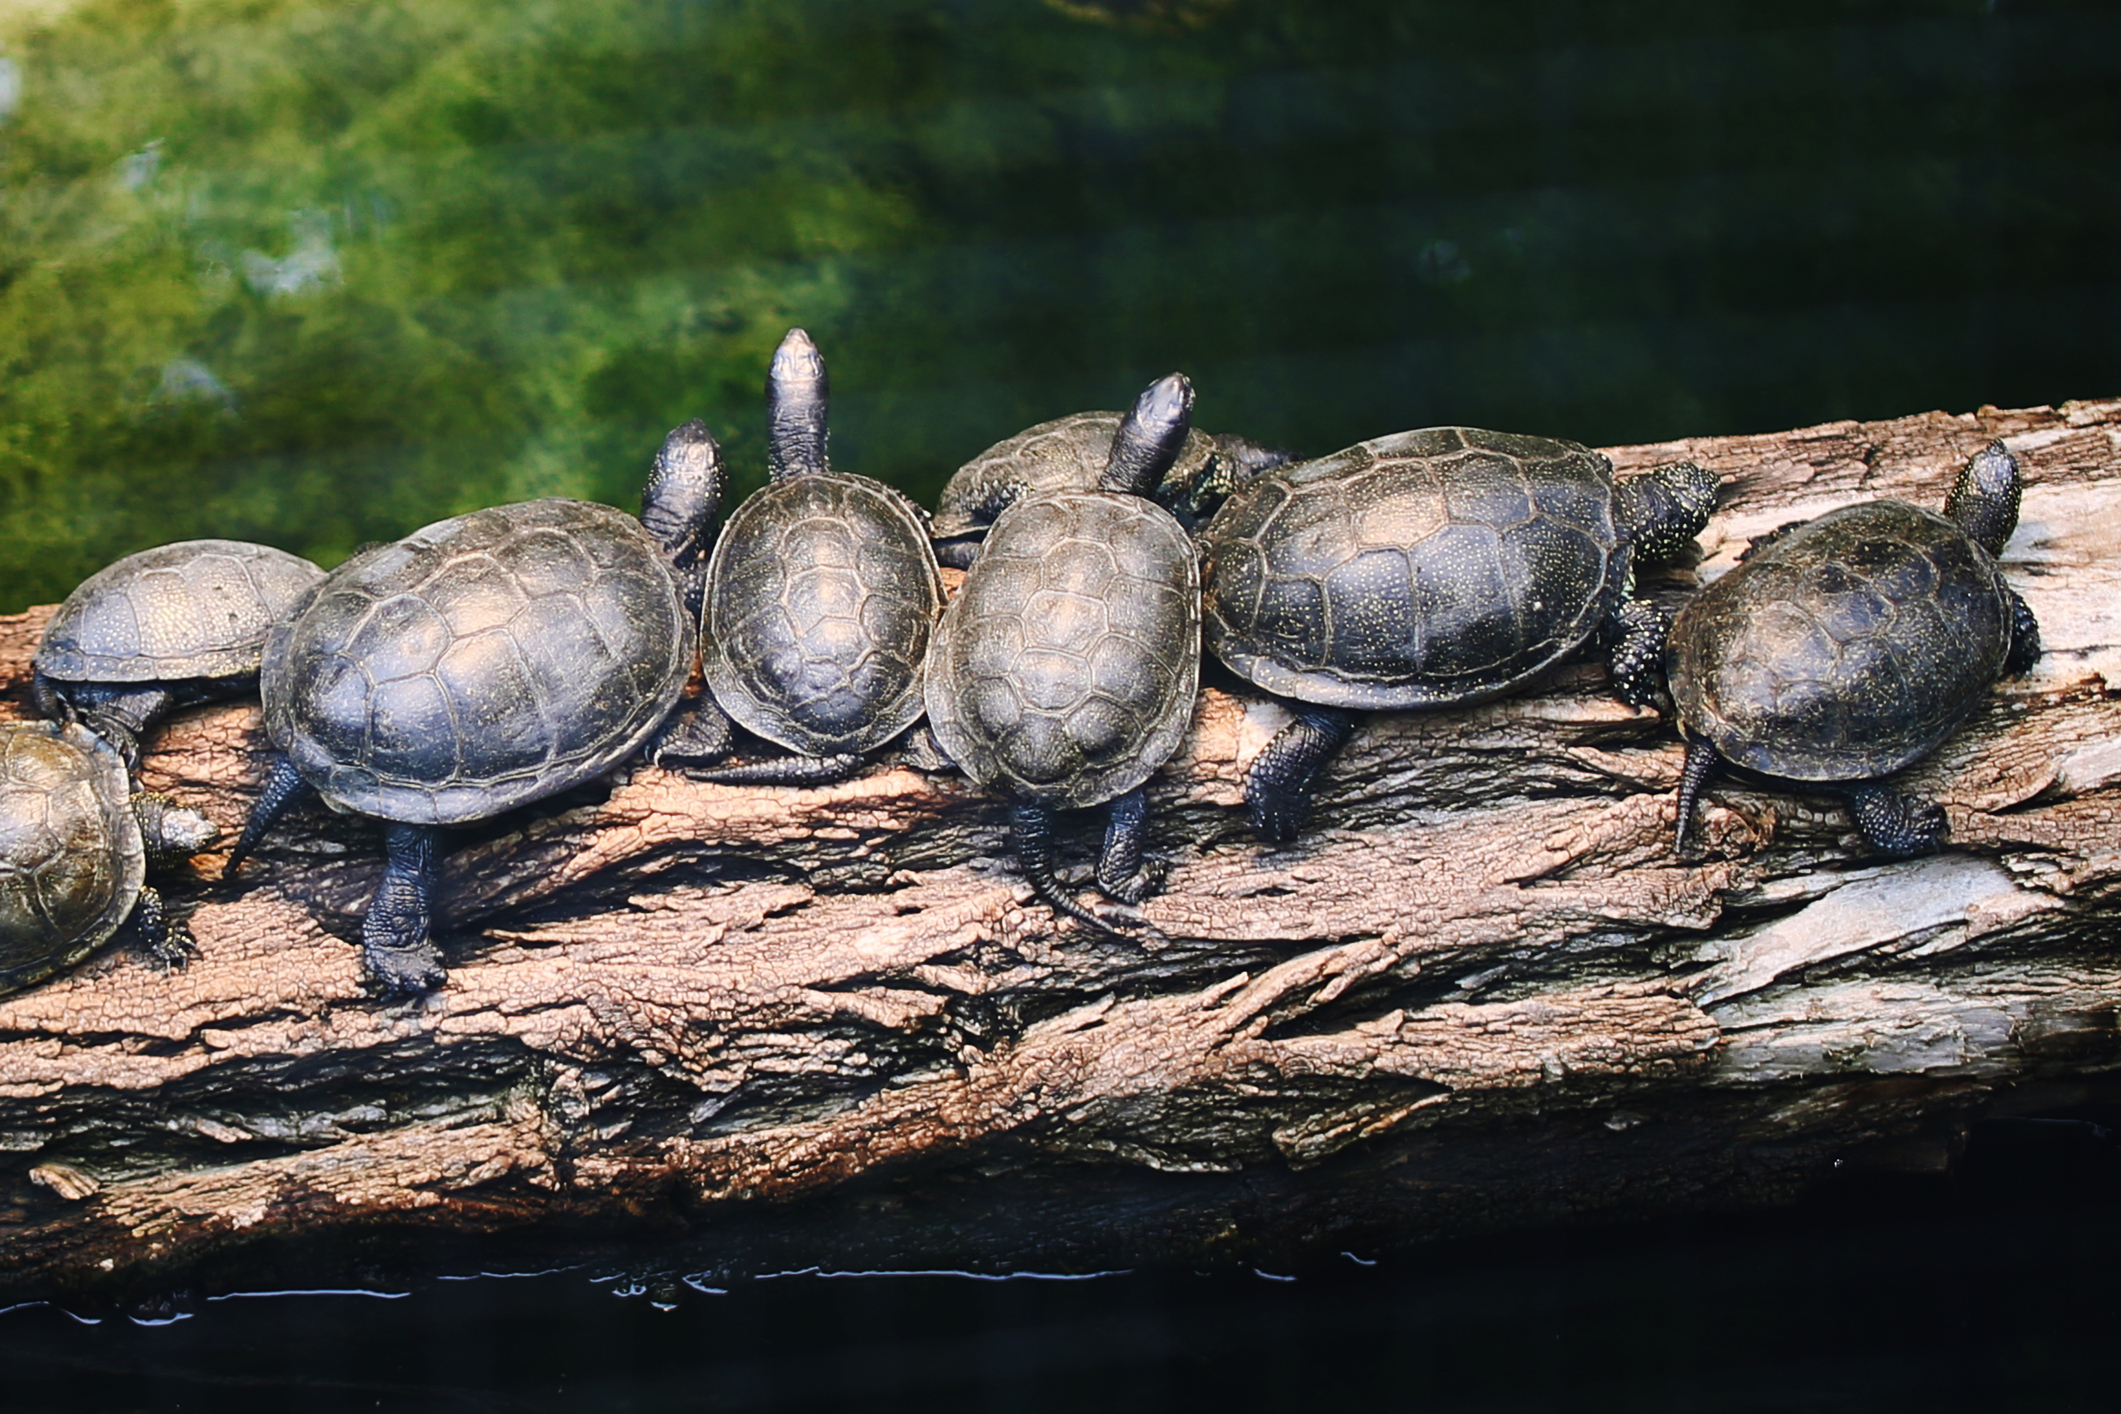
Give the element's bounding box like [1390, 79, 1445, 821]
[1663, 442, 2039, 859]
[0, 721, 214, 996]
[933, 409, 1287, 564]
[1201, 427, 1637, 708]
[926, 489, 1200, 809]
[263, 499, 696, 826]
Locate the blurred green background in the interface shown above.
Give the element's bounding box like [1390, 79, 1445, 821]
[2, 0, 2117, 611]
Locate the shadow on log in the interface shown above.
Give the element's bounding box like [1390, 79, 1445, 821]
[0, 400, 2117, 1296]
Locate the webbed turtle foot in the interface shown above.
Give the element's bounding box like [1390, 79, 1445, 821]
[364, 940, 446, 998]
[1844, 784, 1947, 858]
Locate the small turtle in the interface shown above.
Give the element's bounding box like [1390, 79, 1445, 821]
[1665, 441, 2040, 858]
[1198, 427, 1718, 843]
[226, 422, 725, 995]
[932, 408, 1289, 568]
[0, 720, 218, 997]
[32, 540, 325, 768]
[923, 373, 1201, 935]
[675, 329, 943, 786]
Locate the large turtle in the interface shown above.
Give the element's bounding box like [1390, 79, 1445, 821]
[675, 329, 943, 786]
[1665, 441, 2040, 858]
[932, 409, 1289, 567]
[1198, 426, 1719, 843]
[32, 540, 325, 768]
[924, 373, 1201, 935]
[0, 720, 217, 997]
[226, 422, 726, 994]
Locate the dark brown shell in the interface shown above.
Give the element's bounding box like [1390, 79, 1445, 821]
[702, 472, 942, 756]
[263, 500, 693, 826]
[1666, 500, 2014, 781]
[35, 539, 325, 683]
[1199, 427, 1622, 709]
[0, 721, 143, 994]
[925, 490, 1200, 809]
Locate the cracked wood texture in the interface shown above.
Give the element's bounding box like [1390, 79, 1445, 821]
[0, 400, 2117, 1295]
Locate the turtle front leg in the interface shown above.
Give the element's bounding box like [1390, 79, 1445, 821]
[2005, 588, 2042, 676]
[1605, 598, 1673, 712]
[1012, 801, 1128, 938]
[1095, 786, 1167, 905]
[1243, 706, 1355, 845]
[1843, 783, 1947, 858]
[129, 887, 199, 972]
[362, 823, 446, 996]
[1673, 733, 1720, 862]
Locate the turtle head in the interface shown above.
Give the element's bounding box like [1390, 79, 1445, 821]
[1616, 460, 1720, 564]
[1944, 440, 2021, 559]
[131, 792, 220, 867]
[1098, 373, 1195, 497]
[766, 327, 830, 483]
[641, 418, 726, 612]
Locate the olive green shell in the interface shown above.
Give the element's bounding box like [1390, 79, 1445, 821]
[925, 489, 1200, 809]
[0, 721, 144, 995]
[35, 539, 325, 683]
[263, 499, 694, 826]
[1199, 427, 1624, 710]
[1667, 500, 2015, 781]
[703, 472, 943, 756]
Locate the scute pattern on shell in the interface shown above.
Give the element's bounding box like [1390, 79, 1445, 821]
[926, 490, 1200, 809]
[263, 500, 693, 826]
[703, 473, 942, 755]
[1668, 500, 2014, 781]
[932, 411, 1225, 540]
[0, 722, 143, 989]
[1200, 427, 1620, 710]
[35, 539, 326, 682]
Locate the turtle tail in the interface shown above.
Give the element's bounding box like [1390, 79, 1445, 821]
[225, 754, 313, 876]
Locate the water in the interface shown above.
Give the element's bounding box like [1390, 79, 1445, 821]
[3, 0, 2117, 610]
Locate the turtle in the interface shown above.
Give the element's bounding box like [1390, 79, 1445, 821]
[1665, 440, 2040, 859]
[669, 329, 943, 786]
[224, 420, 726, 995]
[932, 409, 1290, 568]
[0, 719, 218, 997]
[923, 372, 1202, 935]
[1197, 426, 1720, 843]
[32, 539, 326, 769]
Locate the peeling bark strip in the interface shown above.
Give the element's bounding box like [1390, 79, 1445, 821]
[0, 400, 2116, 1293]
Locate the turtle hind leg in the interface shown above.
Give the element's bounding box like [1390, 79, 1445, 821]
[1095, 786, 1167, 905]
[1843, 782, 1948, 858]
[1605, 599, 1673, 712]
[646, 698, 735, 769]
[224, 755, 314, 876]
[362, 823, 446, 996]
[2005, 589, 2042, 676]
[1244, 706, 1355, 845]
[1673, 734, 1720, 862]
[1013, 802, 1130, 938]
[690, 753, 867, 787]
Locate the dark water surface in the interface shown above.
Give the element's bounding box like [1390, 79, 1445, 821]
[3, 0, 2118, 609]
[3, 1115, 2119, 1412]
[4, 0, 2121, 1406]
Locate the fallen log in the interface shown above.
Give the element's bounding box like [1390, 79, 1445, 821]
[0, 399, 2116, 1296]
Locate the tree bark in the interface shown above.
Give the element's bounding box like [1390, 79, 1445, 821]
[1, 399, 2117, 1296]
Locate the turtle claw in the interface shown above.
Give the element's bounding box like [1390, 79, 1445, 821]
[364, 941, 446, 998]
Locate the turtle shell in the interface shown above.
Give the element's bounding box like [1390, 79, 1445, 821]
[924, 489, 1200, 810]
[1199, 427, 1624, 710]
[702, 472, 943, 756]
[0, 721, 144, 995]
[35, 539, 326, 683]
[1666, 499, 2014, 782]
[262, 500, 694, 826]
[933, 411, 1264, 542]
